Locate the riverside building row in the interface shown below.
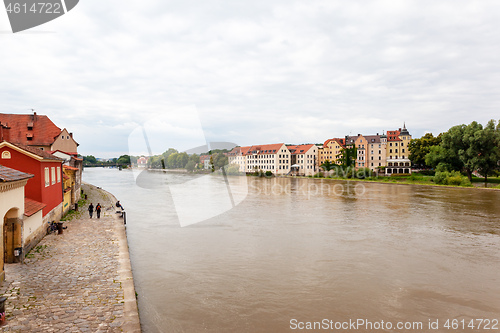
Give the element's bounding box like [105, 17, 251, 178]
[228, 124, 412, 176]
[0, 112, 82, 281]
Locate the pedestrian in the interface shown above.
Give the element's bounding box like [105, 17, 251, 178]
[96, 203, 102, 219]
[88, 203, 94, 218]
[116, 200, 124, 210]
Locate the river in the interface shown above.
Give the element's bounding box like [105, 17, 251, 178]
[83, 167, 500, 333]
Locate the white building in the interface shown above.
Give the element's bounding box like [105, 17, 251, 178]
[0, 165, 44, 281]
[288, 144, 319, 176]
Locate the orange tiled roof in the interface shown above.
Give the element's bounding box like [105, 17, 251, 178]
[228, 146, 251, 156]
[0, 113, 61, 146]
[0, 165, 34, 182]
[324, 138, 346, 148]
[63, 165, 79, 171]
[24, 198, 46, 217]
[387, 130, 402, 141]
[2, 141, 64, 161]
[245, 143, 284, 155]
[288, 144, 315, 155]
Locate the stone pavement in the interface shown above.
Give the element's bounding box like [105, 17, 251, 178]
[0, 183, 141, 332]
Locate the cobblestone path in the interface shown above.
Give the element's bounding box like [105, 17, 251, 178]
[0, 183, 140, 332]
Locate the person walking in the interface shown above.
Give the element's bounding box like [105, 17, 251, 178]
[96, 203, 102, 219]
[88, 203, 94, 218]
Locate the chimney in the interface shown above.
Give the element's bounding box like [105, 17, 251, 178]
[376, 133, 379, 135]
[358, 133, 361, 136]
[69, 133, 73, 138]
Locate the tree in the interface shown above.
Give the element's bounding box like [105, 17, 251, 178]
[212, 153, 228, 170]
[117, 155, 131, 165]
[166, 153, 178, 168]
[185, 160, 196, 172]
[320, 160, 336, 172]
[475, 119, 500, 184]
[336, 146, 357, 168]
[83, 155, 97, 165]
[408, 133, 441, 168]
[426, 120, 500, 182]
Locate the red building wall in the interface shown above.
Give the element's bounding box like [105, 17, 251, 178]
[0, 146, 63, 216]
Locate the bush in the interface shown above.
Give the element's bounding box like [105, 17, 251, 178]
[225, 164, 241, 175]
[433, 171, 471, 186]
[265, 171, 273, 177]
[407, 174, 424, 181]
[414, 170, 435, 176]
[354, 167, 373, 179]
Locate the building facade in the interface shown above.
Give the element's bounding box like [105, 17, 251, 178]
[288, 144, 318, 176]
[0, 165, 45, 280]
[318, 138, 345, 167]
[0, 142, 64, 222]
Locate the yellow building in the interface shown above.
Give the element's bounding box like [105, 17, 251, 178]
[63, 165, 78, 213]
[386, 124, 412, 160]
[318, 138, 345, 167]
[346, 135, 369, 168]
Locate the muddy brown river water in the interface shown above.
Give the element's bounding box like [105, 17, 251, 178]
[84, 168, 500, 333]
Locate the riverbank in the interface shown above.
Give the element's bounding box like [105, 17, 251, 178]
[0, 183, 141, 332]
[269, 174, 500, 190]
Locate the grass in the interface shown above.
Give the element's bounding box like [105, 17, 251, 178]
[306, 173, 487, 188]
[60, 197, 87, 221]
[471, 176, 500, 184]
[25, 244, 48, 258]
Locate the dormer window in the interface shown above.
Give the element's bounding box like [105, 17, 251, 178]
[26, 133, 33, 141]
[27, 122, 33, 130]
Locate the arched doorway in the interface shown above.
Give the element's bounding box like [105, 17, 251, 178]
[3, 208, 22, 264]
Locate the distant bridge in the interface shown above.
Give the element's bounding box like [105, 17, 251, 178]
[83, 164, 131, 168]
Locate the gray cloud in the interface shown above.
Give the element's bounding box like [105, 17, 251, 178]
[1, 0, 500, 157]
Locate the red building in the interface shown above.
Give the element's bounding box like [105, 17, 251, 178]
[0, 141, 63, 221]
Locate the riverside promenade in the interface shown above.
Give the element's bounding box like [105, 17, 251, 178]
[0, 183, 141, 332]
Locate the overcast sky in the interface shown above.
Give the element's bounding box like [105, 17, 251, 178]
[1, 0, 500, 157]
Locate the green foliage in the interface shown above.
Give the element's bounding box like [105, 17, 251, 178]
[82, 155, 97, 164]
[117, 155, 131, 165]
[320, 160, 336, 172]
[408, 133, 441, 167]
[185, 160, 196, 172]
[211, 153, 228, 170]
[336, 146, 357, 168]
[414, 170, 435, 176]
[353, 167, 373, 179]
[433, 171, 471, 186]
[225, 164, 241, 175]
[425, 120, 500, 182]
[265, 171, 273, 177]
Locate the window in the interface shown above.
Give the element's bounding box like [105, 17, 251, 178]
[389, 143, 393, 147]
[45, 167, 50, 187]
[51, 167, 56, 185]
[1, 151, 11, 159]
[57, 167, 61, 183]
